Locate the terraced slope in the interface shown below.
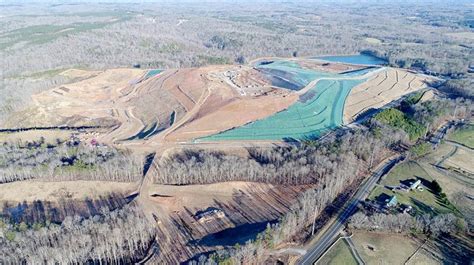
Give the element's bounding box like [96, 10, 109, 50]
[343, 68, 432, 123]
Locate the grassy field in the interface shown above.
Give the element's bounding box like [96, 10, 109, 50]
[351, 232, 439, 264]
[369, 161, 458, 215]
[317, 239, 357, 265]
[420, 143, 474, 225]
[444, 148, 474, 174]
[0, 12, 132, 50]
[447, 124, 474, 148]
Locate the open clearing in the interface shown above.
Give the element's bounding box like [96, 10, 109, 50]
[317, 239, 357, 265]
[0, 130, 72, 144]
[351, 232, 439, 264]
[420, 143, 474, 226]
[447, 124, 474, 148]
[0, 180, 135, 203]
[145, 181, 313, 262]
[369, 161, 457, 215]
[365, 37, 383, 44]
[444, 148, 474, 173]
[446, 32, 474, 40]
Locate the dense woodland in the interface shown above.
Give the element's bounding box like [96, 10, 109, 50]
[0, 204, 155, 264]
[0, 139, 143, 183]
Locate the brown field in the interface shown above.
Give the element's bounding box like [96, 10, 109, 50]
[4, 64, 297, 148]
[443, 148, 474, 173]
[365, 37, 383, 44]
[420, 144, 474, 225]
[59, 68, 102, 79]
[446, 32, 474, 40]
[0, 180, 136, 204]
[297, 59, 366, 73]
[343, 68, 433, 123]
[147, 181, 314, 263]
[2, 58, 435, 149]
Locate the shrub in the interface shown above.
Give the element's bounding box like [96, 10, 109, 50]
[374, 108, 426, 141]
[409, 142, 431, 158]
[431, 180, 442, 194]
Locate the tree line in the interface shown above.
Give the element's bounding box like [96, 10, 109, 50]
[349, 212, 466, 237]
[0, 139, 143, 183]
[152, 123, 405, 186]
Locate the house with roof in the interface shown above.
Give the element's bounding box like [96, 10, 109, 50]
[385, 195, 398, 207]
[409, 179, 421, 190]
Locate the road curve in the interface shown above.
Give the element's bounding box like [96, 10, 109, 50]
[298, 155, 404, 265]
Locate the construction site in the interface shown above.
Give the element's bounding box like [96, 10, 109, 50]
[0, 55, 438, 263]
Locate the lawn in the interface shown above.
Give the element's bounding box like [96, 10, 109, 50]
[369, 161, 458, 215]
[420, 143, 474, 224]
[351, 232, 438, 264]
[443, 148, 474, 174]
[447, 124, 474, 148]
[317, 239, 357, 265]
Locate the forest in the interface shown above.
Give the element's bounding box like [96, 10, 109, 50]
[0, 203, 155, 264]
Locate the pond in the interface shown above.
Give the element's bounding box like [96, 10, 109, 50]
[256, 60, 334, 91]
[315, 53, 387, 66]
[144, 69, 162, 79]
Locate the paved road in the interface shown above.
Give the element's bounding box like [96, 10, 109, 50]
[298, 155, 404, 265]
[430, 121, 454, 148]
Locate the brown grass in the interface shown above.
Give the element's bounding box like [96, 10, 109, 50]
[0, 180, 136, 204]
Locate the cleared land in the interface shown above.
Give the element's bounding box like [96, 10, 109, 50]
[369, 161, 458, 215]
[0, 130, 72, 144]
[446, 32, 474, 40]
[0, 180, 135, 203]
[365, 37, 383, 44]
[447, 124, 474, 148]
[317, 239, 357, 265]
[146, 181, 313, 262]
[420, 143, 474, 226]
[203, 78, 367, 141]
[351, 232, 439, 264]
[2, 57, 434, 145]
[343, 68, 432, 123]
